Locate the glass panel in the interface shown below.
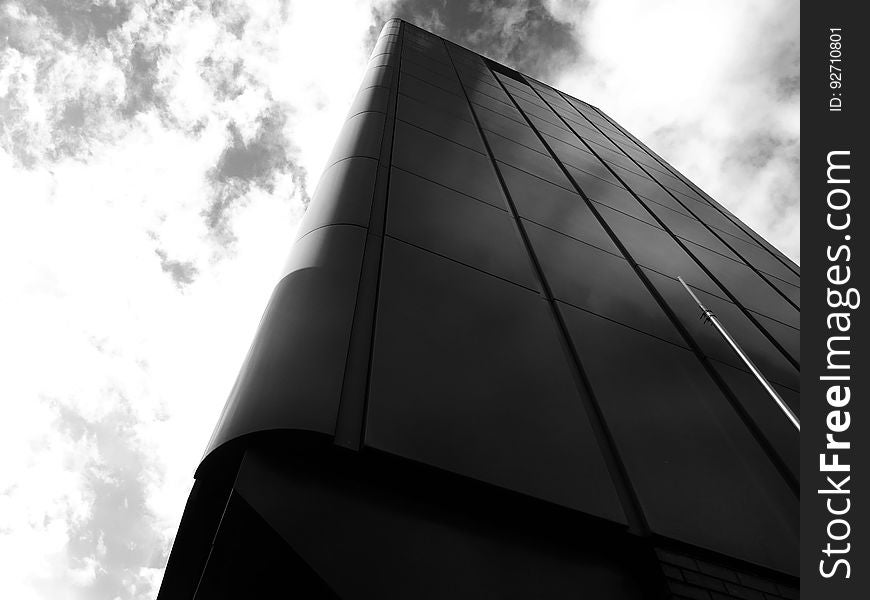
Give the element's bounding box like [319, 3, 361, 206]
[502, 83, 546, 106]
[506, 86, 548, 109]
[585, 143, 644, 174]
[460, 77, 512, 104]
[514, 96, 561, 125]
[541, 133, 592, 158]
[643, 201, 741, 258]
[751, 311, 800, 366]
[722, 234, 800, 286]
[403, 48, 454, 76]
[497, 72, 532, 90]
[681, 200, 759, 244]
[498, 163, 619, 254]
[643, 268, 799, 391]
[468, 90, 525, 121]
[576, 133, 621, 153]
[594, 203, 724, 297]
[392, 121, 504, 208]
[684, 241, 800, 328]
[765, 274, 800, 308]
[387, 168, 537, 289]
[560, 304, 798, 575]
[557, 154, 623, 188]
[526, 222, 682, 343]
[711, 360, 799, 482]
[397, 95, 485, 152]
[529, 115, 580, 145]
[655, 170, 698, 197]
[565, 168, 658, 226]
[612, 167, 695, 215]
[449, 48, 484, 67]
[399, 74, 472, 122]
[367, 237, 626, 522]
[404, 40, 447, 62]
[476, 105, 547, 153]
[555, 113, 612, 144]
[486, 134, 572, 189]
[400, 60, 462, 96]
[455, 64, 497, 82]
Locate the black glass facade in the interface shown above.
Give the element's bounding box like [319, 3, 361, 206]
[159, 20, 799, 600]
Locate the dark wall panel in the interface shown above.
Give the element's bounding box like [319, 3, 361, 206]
[386, 168, 537, 289]
[560, 306, 798, 574]
[366, 237, 625, 522]
[525, 221, 683, 344]
[204, 225, 367, 458]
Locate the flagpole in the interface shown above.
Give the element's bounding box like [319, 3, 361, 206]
[677, 276, 800, 432]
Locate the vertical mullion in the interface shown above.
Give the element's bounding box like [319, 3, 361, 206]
[538, 86, 799, 370]
[486, 67, 798, 496]
[589, 104, 800, 279]
[443, 43, 650, 535]
[334, 20, 405, 450]
[561, 95, 800, 313]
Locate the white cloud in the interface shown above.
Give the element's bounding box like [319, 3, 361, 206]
[545, 0, 800, 261]
[0, 1, 799, 597]
[0, 1, 379, 597]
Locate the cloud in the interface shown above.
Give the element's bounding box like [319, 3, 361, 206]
[378, 0, 799, 262]
[205, 102, 310, 244]
[0, 1, 377, 598]
[0, 1, 799, 598]
[545, 0, 800, 261]
[30, 0, 134, 44]
[379, 0, 585, 80]
[154, 247, 199, 287]
[37, 397, 167, 599]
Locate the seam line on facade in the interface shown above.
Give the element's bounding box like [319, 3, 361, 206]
[293, 222, 369, 247]
[354, 22, 407, 449]
[589, 105, 800, 279]
[389, 165, 508, 212]
[383, 234, 539, 294]
[332, 22, 406, 451]
[346, 108, 388, 121]
[383, 228, 794, 381]
[395, 117, 487, 156]
[521, 83, 799, 495]
[400, 58, 467, 91]
[445, 42, 651, 536]
[552, 89, 801, 370]
[519, 217, 625, 260]
[486, 64, 791, 514]
[397, 90, 473, 123]
[492, 159, 577, 194]
[322, 153, 383, 174]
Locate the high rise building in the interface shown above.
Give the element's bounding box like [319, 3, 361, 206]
[159, 19, 799, 599]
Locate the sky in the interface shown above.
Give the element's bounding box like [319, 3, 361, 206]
[0, 1, 798, 598]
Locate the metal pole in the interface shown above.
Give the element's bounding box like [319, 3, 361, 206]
[677, 276, 800, 432]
